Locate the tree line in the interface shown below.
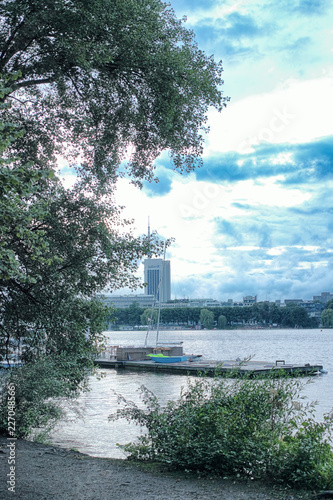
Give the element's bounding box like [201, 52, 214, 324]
[110, 301, 320, 329]
[321, 299, 333, 327]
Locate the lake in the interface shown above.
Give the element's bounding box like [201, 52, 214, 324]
[50, 328, 333, 458]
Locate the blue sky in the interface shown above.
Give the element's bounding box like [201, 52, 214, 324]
[114, 0, 333, 301]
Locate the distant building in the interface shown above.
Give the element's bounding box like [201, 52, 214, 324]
[313, 292, 333, 303]
[285, 299, 303, 306]
[160, 301, 189, 308]
[99, 294, 155, 309]
[185, 298, 220, 308]
[98, 288, 333, 316]
[243, 295, 257, 307]
[144, 258, 171, 303]
[220, 299, 234, 307]
[299, 300, 325, 320]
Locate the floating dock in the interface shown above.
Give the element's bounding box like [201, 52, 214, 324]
[94, 357, 324, 377]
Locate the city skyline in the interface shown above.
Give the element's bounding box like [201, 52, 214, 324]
[111, 0, 333, 302]
[105, 286, 333, 308]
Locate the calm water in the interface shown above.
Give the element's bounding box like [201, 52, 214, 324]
[50, 329, 333, 458]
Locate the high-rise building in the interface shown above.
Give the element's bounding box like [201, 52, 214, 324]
[313, 292, 333, 303]
[144, 258, 171, 302]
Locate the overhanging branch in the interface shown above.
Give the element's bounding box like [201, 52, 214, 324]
[11, 77, 55, 91]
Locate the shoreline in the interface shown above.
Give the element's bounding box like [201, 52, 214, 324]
[107, 326, 326, 332]
[0, 435, 316, 499]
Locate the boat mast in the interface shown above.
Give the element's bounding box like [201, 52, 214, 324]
[143, 216, 167, 347]
[155, 242, 166, 346]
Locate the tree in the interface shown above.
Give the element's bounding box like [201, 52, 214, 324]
[127, 303, 144, 326]
[200, 308, 215, 329]
[188, 307, 201, 326]
[269, 303, 282, 325]
[280, 306, 310, 328]
[324, 299, 333, 310]
[321, 309, 333, 328]
[0, 77, 160, 436]
[0, 1, 226, 436]
[217, 314, 227, 329]
[0, 0, 227, 187]
[160, 307, 174, 325]
[0, 74, 52, 287]
[141, 308, 159, 326]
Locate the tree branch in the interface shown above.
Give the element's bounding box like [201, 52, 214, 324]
[7, 94, 34, 105]
[11, 77, 55, 91]
[0, 17, 28, 67]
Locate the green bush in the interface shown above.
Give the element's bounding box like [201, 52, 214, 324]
[0, 355, 91, 438]
[110, 375, 333, 490]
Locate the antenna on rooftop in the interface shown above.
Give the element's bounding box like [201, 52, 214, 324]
[147, 216, 151, 258]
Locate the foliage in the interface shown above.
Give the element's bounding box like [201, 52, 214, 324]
[0, 0, 226, 435]
[325, 299, 333, 310]
[110, 376, 333, 490]
[126, 302, 143, 327]
[140, 308, 159, 326]
[217, 314, 227, 329]
[0, 355, 88, 438]
[108, 303, 315, 328]
[0, 73, 52, 285]
[280, 305, 311, 328]
[321, 309, 333, 327]
[0, 80, 154, 367]
[200, 308, 215, 329]
[0, 85, 155, 433]
[161, 306, 201, 326]
[0, 0, 227, 187]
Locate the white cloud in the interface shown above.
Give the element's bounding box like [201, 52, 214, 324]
[112, 1, 333, 301]
[205, 76, 333, 154]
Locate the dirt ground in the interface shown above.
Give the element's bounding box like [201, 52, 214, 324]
[0, 435, 321, 499]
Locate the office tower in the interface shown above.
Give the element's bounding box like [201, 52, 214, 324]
[144, 258, 171, 302]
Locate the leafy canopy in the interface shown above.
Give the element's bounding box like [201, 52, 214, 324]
[0, 1, 226, 437]
[1, 0, 227, 187]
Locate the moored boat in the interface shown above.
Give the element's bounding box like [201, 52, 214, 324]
[148, 354, 187, 363]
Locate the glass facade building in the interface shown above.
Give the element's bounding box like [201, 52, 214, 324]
[144, 258, 171, 303]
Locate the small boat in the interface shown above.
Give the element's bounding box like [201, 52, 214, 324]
[148, 354, 187, 363]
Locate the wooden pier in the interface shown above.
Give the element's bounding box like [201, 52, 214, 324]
[94, 357, 324, 377]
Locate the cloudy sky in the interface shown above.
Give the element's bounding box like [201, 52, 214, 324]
[114, 0, 333, 301]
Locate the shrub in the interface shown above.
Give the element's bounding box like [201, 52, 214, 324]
[110, 375, 333, 490]
[0, 355, 91, 438]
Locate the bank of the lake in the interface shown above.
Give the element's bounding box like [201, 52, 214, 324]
[0, 436, 318, 499]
